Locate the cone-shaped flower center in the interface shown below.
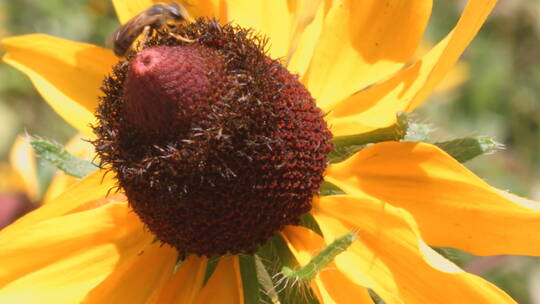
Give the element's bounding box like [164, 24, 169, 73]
[93, 20, 333, 256]
[124, 45, 226, 134]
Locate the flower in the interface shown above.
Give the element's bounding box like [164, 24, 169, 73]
[1, 0, 538, 303]
[0, 136, 38, 228]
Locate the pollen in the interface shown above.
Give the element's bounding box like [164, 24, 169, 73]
[93, 19, 333, 256]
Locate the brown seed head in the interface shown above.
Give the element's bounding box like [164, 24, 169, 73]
[93, 19, 333, 256]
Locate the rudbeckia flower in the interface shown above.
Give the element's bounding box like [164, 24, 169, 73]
[1, 0, 538, 303]
[0, 136, 39, 228]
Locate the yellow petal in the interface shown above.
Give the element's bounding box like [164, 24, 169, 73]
[0, 169, 116, 236]
[155, 255, 208, 304]
[227, 0, 292, 59]
[326, 0, 498, 136]
[83, 242, 177, 304]
[405, 0, 498, 111]
[112, 0, 226, 24]
[42, 133, 96, 204]
[2, 34, 117, 136]
[194, 256, 243, 304]
[325, 141, 540, 256]
[302, 0, 432, 111]
[0, 202, 152, 304]
[414, 42, 470, 95]
[112, 0, 155, 24]
[187, 0, 227, 20]
[312, 195, 516, 303]
[282, 225, 374, 304]
[8, 135, 39, 202]
[286, 0, 324, 76]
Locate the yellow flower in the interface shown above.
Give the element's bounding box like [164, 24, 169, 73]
[0, 136, 38, 228]
[1, 0, 537, 303]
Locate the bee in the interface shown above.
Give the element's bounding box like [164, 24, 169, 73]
[110, 2, 195, 57]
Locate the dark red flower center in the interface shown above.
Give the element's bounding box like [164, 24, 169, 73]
[93, 19, 333, 256]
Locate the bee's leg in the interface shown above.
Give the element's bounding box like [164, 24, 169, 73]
[140, 25, 153, 47]
[169, 31, 197, 43]
[129, 25, 153, 54]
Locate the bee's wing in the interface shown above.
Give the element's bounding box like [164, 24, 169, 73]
[169, 3, 195, 23]
[106, 13, 158, 56]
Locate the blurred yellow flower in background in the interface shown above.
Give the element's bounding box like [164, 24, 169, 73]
[0, 0, 538, 303]
[0, 136, 38, 228]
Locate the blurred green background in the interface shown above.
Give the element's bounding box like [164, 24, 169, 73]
[0, 0, 538, 302]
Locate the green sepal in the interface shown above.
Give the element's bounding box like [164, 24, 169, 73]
[329, 112, 409, 163]
[368, 289, 386, 304]
[239, 255, 266, 304]
[256, 234, 319, 304]
[402, 120, 433, 142]
[255, 255, 280, 303]
[30, 137, 97, 178]
[327, 143, 365, 164]
[202, 255, 220, 285]
[435, 137, 502, 163]
[319, 181, 345, 196]
[298, 213, 323, 236]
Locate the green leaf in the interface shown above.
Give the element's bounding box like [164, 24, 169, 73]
[256, 234, 319, 304]
[329, 112, 409, 163]
[435, 137, 502, 163]
[30, 137, 97, 178]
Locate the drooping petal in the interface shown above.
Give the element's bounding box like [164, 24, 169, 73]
[403, 0, 498, 111]
[0, 169, 116, 235]
[194, 256, 243, 304]
[312, 195, 516, 303]
[325, 141, 540, 256]
[155, 255, 208, 304]
[9, 136, 39, 202]
[42, 133, 97, 204]
[282, 226, 374, 304]
[226, 0, 292, 59]
[302, 0, 432, 111]
[82, 242, 177, 304]
[326, 0, 498, 136]
[0, 202, 152, 304]
[2, 35, 117, 136]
